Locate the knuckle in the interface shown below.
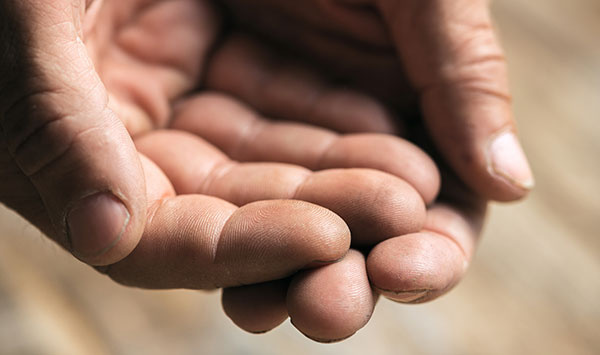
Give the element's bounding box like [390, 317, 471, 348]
[446, 29, 510, 95]
[1, 88, 104, 178]
[453, 74, 512, 105]
[2, 87, 64, 152]
[12, 117, 75, 178]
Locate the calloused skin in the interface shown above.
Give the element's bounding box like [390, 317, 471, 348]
[0, 0, 530, 343]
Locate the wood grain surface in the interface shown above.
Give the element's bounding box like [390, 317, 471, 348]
[1, 0, 599, 354]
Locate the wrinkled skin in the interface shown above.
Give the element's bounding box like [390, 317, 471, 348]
[0, 0, 530, 343]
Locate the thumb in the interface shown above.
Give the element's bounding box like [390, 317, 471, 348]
[0, 1, 146, 265]
[377, 0, 534, 201]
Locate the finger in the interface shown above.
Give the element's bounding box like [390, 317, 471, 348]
[135, 130, 426, 245]
[377, 0, 534, 201]
[367, 180, 487, 303]
[0, 1, 146, 265]
[104, 156, 351, 289]
[205, 34, 400, 134]
[222, 279, 290, 334]
[222, 250, 378, 341]
[172, 93, 440, 203]
[288, 250, 377, 343]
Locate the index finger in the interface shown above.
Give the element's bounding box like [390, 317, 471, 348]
[101, 155, 351, 290]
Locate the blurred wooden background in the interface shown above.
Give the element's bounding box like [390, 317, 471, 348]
[1, 0, 599, 353]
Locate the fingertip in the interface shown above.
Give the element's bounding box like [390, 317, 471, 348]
[64, 149, 147, 267]
[223, 200, 352, 272]
[486, 130, 535, 200]
[77, 154, 176, 266]
[366, 233, 465, 303]
[424, 94, 534, 202]
[222, 280, 289, 334]
[298, 169, 427, 246]
[287, 250, 375, 342]
[66, 192, 133, 266]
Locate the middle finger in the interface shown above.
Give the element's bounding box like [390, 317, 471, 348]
[135, 130, 426, 245]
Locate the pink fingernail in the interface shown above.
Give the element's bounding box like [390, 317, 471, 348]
[67, 192, 130, 259]
[488, 131, 535, 190]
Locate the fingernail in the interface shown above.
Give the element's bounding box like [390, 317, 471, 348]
[291, 319, 355, 343]
[388, 290, 429, 304]
[247, 329, 271, 335]
[67, 192, 130, 259]
[488, 131, 535, 190]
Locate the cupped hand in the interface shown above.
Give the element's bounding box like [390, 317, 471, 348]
[0, 0, 525, 344]
[0, 0, 436, 342]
